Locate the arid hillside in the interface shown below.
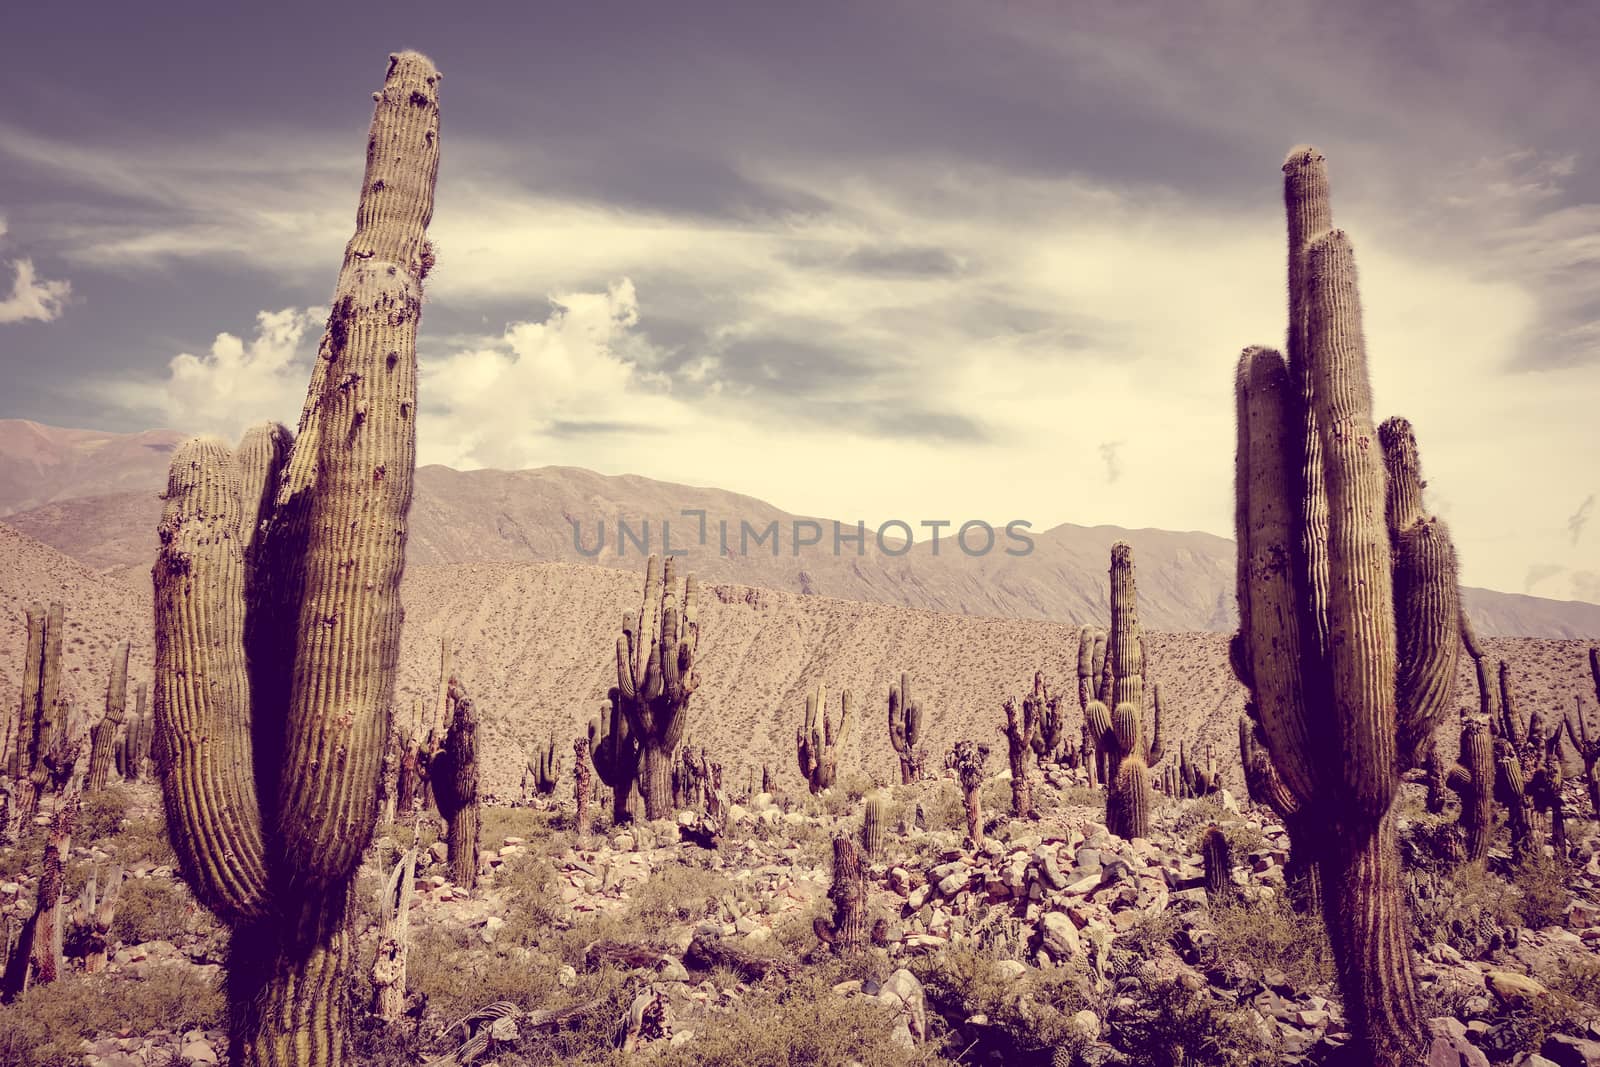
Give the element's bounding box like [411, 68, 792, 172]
[5, 421, 1599, 638]
[4, 521, 1593, 800]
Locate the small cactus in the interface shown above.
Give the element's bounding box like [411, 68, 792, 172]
[1, 789, 78, 999]
[887, 672, 925, 784]
[1444, 714, 1495, 862]
[86, 641, 129, 794]
[1000, 673, 1045, 817]
[861, 790, 887, 860]
[573, 737, 593, 837]
[817, 835, 868, 952]
[525, 734, 559, 798]
[1201, 826, 1234, 902]
[433, 678, 480, 892]
[796, 683, 853, 794]
[947, 740, 991, 848]
[590, 689, 642, 824]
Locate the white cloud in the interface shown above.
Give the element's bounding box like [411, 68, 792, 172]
[104, 308, 321, 436]
[0, 215, 72, 324]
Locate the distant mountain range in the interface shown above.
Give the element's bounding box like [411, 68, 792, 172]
[2, 418, 1597, 638]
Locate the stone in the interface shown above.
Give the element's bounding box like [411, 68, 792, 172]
[179, 1041, 219, 1066]
[1543, 1034, 1600, 1067]
[1486, 970, 1548, 1005]
[879, 968, 927, 1047]
[1041, 911, 1081, 958]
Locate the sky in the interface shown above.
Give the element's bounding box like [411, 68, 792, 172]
[1, 0, 1597, 603]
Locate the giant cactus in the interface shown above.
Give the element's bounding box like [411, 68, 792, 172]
[148, 51, 439, 1067]
[1087, 544, 1164, 839]
[887, 672, 925, 783]
[86, 640, 129, 793]
[796, 683, 853, 794]
[1230, 147, 1462, 1065]
[614, 554, 699, 820]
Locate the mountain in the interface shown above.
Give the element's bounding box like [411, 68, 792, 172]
[2, 420, 1597, 638]
[3, 521, 1593, 798]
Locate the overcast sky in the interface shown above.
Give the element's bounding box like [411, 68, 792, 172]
[1, 0, 1596, 603]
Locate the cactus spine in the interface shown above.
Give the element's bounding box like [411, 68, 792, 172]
[887, 672, 924, 784]
[614, 554, 699, 820]
[1231, 147, 1463, 1065]
[148, 51, 438, 1066]
[86, 640, 129, 793]
[796, 683, 853, 794]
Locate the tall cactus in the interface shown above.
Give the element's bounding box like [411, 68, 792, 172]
[1000, 674, 1044, 817]
[614, 554, 699, 820]
[887, 672, 924, 784]
[148, 51, 439, 1067]
[1445, 714, 1495, 862]
[86, 641, 130, 793]
[9, 602, 65, 783]
[1088, 544, 1164, 838]
[525, 734, 559, 798]
[590, 690, 642, 824]
[947, 740, 990, 848]
[1564, 664, 1600, 817]
[433, 679, 480, 891]
[796, 683, 853, 794]
[1230, 147, 1462, 1065]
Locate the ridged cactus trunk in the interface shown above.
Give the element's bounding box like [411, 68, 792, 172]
[1091, 545, 1163, 839]
[590, 690, 642, 824]
[615, 554, 699, 820]
[148, 52, 439, 1067]
[1202, 826, 1233, 902]
[1000, 675, 1044, 816]
[9, 602, 65, 784]
[861, 790, 887, 860]
[434, 679, 480, 891]
[887, 673, 924, 784]
[1446, 716, 1495, 862]
[796, 684, 853, 793]
[1231, 147, 1462, 1066]
[820, 836, 868, 952]
[86, 641, 130, 793]
[1238, 717, 1322, 911]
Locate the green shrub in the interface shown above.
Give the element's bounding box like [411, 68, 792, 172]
[110, 876, 204, 945]
[1200, 893, 1333, 990]
[1512, 853, 1570, 931]
[110, 815, 177, 867]
[1110, 976, 1271, 1066]
[625, 862, 732, 934]
[0, 970, 222, 1067]
[77, 786, 131, 842]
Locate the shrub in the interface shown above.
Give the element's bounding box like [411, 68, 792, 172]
[111, 815, 177, 867]
[110, 876, 205, 945]
[1511, 853, 1570, 931]
[1409, 862, 1522, 960]
[77, 786, 131, 842]
[0, 970, 222, 1067]
[1200, 893, 1334, 991]
[1110, 976, 1271, 1066]
[625, 861, 732, 934]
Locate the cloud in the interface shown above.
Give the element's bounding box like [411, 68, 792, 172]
[1569, 494, 1595, 545]
[0, 258, 71, 324]
[1098, 442, 1124, 484]
[102, 308, 321, 436]
[0, 215, 72, 324]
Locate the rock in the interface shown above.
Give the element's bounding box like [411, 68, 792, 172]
[879, 968, 927, 1047]
[429, 841, 449, 864]
[179, 1041, 219, 1066]
[1544, 1035, 1600, 1067]
[1041, 911, 1081, 958]
[1428, 1017, 1491, 1067]
[1486, 970, 1548, 1006]
[558, 964, 577, 987]
[1069, 1009, 1101, 1042]
[995, 959, 1027, 980]
[657, 956, 690, 982]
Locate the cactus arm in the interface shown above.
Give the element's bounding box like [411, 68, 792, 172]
[1148, 681, 1165, 765]
[152, 439, 271, 922]
[1233, 347, 1319, 804]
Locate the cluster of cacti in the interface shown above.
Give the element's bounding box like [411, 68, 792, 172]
[524, 734, 560, 799]
[1166, 740, 1219, 799]
[590, 687, 642, 824]
[796, 683, 853, 794]
[147, 51, 439, 1065]
[572, 737, 593, 837]
[946, 740, 991, 848]
[887, 673, 926, 784]
[861, 789, 887, 860]
[1201, 826, 1233, 902]
[85, 641, 130, 794]
[1082, 544, 1164, 839]
[113, 684, 153, 783]
[1231, 145, 1465, 1065]
[433, 678, 481, 891]
[7, 602, 83, 824]
[1, 789, 78, 1000]
[674, 742, 712, 810]
[614, 554, 700, 820]
[1075, 625, 1110, 786]
[814, 835, 868, 952]
[1028, 672, 1066, 763]
[999, 673, 1044, 816]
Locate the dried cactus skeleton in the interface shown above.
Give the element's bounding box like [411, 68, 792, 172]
[147, 51, 440, 1066]
[1230, 146, 1463, 1065]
